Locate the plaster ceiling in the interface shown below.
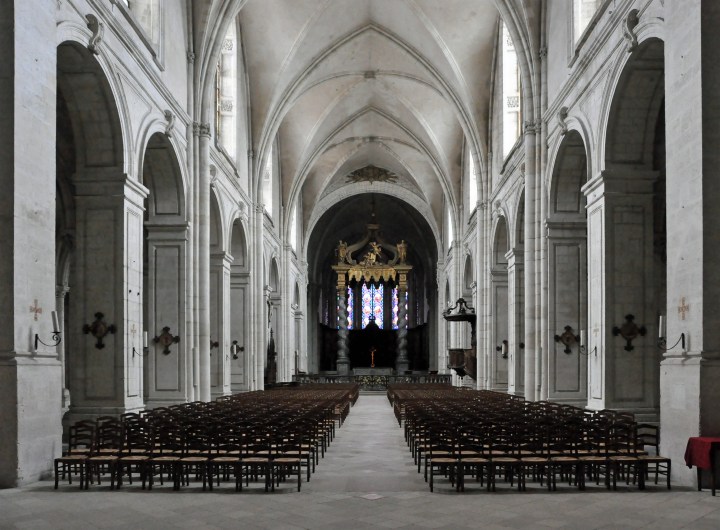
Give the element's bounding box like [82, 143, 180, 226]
[237, 0, 501, 236]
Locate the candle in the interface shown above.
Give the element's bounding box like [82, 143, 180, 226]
[51, 311, 60, 332]
[580, 330, 586, 348]
[143, 331, 148, 348]
[658, 315, 665, 339]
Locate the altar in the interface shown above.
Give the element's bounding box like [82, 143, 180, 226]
[353, 367, 394, 376]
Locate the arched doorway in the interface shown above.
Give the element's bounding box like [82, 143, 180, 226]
[490, 216, 509, 391]
[229, 217, 251, 391]
[57, 41, 138, 424]
[306, 193, 437, 375]
[546, 130, 589, 406]
[590, 39, 665, 420]
[141, 132, 188, 407]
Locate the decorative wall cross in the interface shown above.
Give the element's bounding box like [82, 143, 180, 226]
[154, 327, 180, 355]
[612, 314, 647, 352]
[83, 312, 117, 349]
[30, 299, 42, 321]
[130, 323, 137, 338]
[678, 297, 690, 321]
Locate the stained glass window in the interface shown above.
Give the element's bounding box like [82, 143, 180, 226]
[361, 283, 384, 329]
[392, 287, 409, 329]
[346, 286, 354, 329]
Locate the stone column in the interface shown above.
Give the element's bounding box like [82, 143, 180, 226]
[490, 262, 509, 391]
[660, 0, 720, 487]
[144, 223, 189, 408]
[506, 248, 524, 396]
[545, 220, 587, 407]
[68, 172, 147, 423]
[395, 271, 409, 374]
[197, 124, 211, 401]
[210, 251, 232, 399]
[56, 285, 71, 413]
[230, 270, 250, 391]
[336, 275, 350, 375]
[523, 121, 539, 401]
[0, 0, 61, 486]
[583, 169, 658, 419]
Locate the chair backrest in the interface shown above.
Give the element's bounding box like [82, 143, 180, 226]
[636, 423, 659, 455]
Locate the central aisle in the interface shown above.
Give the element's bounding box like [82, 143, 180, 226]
[305, 393, 427, 493]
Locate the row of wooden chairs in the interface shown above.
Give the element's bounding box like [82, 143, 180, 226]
[55, 385, 358, 492]
[388, 386, 671, 493]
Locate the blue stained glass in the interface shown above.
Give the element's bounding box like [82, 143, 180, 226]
[361, 283, 384, 329]
[347, 286, 354, 329]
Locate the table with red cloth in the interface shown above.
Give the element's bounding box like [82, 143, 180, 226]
[684, 437, 720, 495]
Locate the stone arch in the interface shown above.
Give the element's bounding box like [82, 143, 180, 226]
[230, 217, 249, 271]
[140, 133, 187, 219]
[549, 130, 588, 217]
[141, 131, 190, 407]
[588, 36, 666, 419]
[57, 40, 139, 425]
[492, 216, 509, 267]
[463, 253, 474, 295]
[229, 216, 251, 391]
[546, 130, 589, 406]
[490, 215, 509, 390]
[603, 39, 665, 169]
[57, 42, 124, 170]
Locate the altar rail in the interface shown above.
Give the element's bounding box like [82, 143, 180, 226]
[292, 373, 452, 391]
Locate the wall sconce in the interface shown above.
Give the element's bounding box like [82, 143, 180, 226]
[578, 330, 596, 356]
[209, 339, 219, 355]
[35, 310, 62, 350]
[82, 312, 116, 349]
[132, 331, 149, 358]
[612, 314, 646, 351]
[154, 327, 180, 355]
[554, 325, 579, 354]
[496, 340, 508, 359]
[230, 340, 244, 360]
[657, 315, 685, 351]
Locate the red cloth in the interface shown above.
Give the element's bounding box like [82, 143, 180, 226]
[684, 437, 720, 470]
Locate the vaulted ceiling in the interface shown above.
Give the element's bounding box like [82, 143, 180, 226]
[235, 0, 503, 240]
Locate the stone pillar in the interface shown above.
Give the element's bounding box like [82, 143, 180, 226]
[336, 275, 350, 375]
[0, 0, 62, 486]
[210, 251, 232, 399]
[660, 0, 720, 487]
[56, 285, 71, 413]
[545, 220, 587, 406]
[506, 248, 524, 396]
[523, 122, 539, 401]
[197, 124, 211, 401]
[584, 169, 658, 419]
[395, 271, 409, 374]
[230, 270, 250, 391]
[144, 222, 189, 407]
[490, 261, 509, 391]
[68, 172, 147, 422]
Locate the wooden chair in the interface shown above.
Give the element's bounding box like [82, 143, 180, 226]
[116, 421, 150, 488]
[636, 423, 671, 489]
[54, 422, 94, 489]
[427, 427, 459, 492]
[272, 430, 304, 491]
[145, 423, 182, 490]
[85, 421, 122, 489]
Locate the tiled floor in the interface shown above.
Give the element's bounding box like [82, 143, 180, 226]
[2, 394, 720, 529]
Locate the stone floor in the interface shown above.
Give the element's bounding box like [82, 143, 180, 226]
[2, 394, 720, 529]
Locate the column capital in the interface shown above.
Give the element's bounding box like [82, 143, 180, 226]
[193, 122, 211, 138]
